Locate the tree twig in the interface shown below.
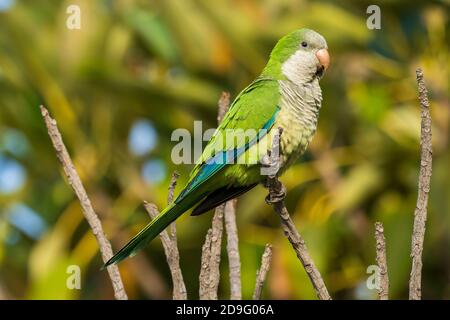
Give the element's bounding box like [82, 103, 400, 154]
[199, 205, 224, 299]
[409, 68, 433, 300]
[167, 171, 179, 205]
[167, 171, 180, 241]
[224, 199, 242, 299]
[219, 91, 243, 300]
[263, 127, 331, 300]
[143, 200, 187, 300]
[217, 91, 231, 123]
[253, 244, 273, 300]
[198, 92, 232, 300]
[39, 105, 128, 300]
[115, 236, 170, 299]
[374, 222, 389, 300]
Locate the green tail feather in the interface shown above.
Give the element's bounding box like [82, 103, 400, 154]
[103, 193, 204, 268]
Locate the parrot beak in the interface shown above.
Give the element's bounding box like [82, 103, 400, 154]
[316, 48, 330, 71]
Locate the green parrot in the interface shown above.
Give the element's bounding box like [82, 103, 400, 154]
[105, 28, 329, 267]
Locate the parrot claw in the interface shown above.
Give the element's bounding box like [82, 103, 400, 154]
[264, 181, 286, 204]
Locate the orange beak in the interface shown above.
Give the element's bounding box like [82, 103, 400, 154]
[315, 48, 330, 71]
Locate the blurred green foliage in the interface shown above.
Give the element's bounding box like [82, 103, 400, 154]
[0, 0, 449, 299]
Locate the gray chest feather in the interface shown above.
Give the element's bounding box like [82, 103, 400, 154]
[275, 80, 322, 168]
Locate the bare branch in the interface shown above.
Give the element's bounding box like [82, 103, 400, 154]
[167, 171, 180, 242]
[143, 201, 187, 300]
[199, 205, 224, 300]
[263, 127, 331, 300]
[198, 91, 233, 300]
[217, 91, 231, 123]
[167, 171, 180, 205]
[253, 244, 273, 300]
[374, 222, 389, 300]
[224, 199, 242, 300]
[199, 229, 212, 298]
[218, 91, 242, 299]
[114, 235, 170, 299]
[409, 68, 433, 300]
[39, 105, 128, 300]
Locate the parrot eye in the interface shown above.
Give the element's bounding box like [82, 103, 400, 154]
[301, 41, 308, 48]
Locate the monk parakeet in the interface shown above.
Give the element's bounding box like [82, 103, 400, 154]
[105, 28, 329, 267]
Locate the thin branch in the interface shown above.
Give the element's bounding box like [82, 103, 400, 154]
[217, 91, 231, 123]
[218, 91, 243, 300]
[199, 205, 224, 300]
[114, 236, 170, 299]
[39, 105, 128, 300]
[374, 222, 389, 300]
[199, 229, 213, 298]
[263, 127, 331, 300]
[167, 171, 180, 241]
[409, 68, 433, 300]
[253, 244, 273, 300]
[198, 91, 232, 300]
[224, 199, 242, 300]
[143, 201, 187, 300]
[167, 171, 179, 205]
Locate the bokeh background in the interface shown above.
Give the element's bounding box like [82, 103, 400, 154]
[0, 0, 449, 299]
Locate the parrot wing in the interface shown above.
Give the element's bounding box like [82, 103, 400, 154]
[176, 77, 281, 203]
[104, 77, 281, 267]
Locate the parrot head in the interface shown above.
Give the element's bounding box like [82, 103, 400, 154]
[262, 28, 329, 84]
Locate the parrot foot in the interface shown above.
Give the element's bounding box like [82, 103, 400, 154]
[264, 179, 286, 204]
[263, 126, 286, 204]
